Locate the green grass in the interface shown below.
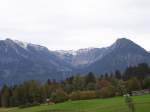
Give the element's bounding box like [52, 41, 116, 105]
[0, 94, 150, 112]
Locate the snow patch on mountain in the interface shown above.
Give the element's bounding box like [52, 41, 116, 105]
[28, 44, 48, 51]
[14, 40, 28, 49]
[55, 50, 77, 55]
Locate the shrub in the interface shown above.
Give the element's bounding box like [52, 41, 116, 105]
[51, 90, 68, 103]
[99, 85, 116, 98]
[69, 91, 97, 101]
[80, 91, 97, 100]
[143, 76, 150, 89]
[86, 83, 96, 90]
[69, 91, 80, 101]
[125, 78, 141, 91]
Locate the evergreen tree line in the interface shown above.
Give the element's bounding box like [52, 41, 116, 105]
[0, 63, 150, 107]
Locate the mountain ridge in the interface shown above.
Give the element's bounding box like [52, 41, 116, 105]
[0, 38, 150, 86]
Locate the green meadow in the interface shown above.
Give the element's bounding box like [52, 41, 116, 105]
[0, 94, 150, 112]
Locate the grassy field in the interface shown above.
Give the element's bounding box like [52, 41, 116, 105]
[0, 94, 150, 112]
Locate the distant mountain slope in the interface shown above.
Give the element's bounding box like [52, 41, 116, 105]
[54, 48, 109, 67]
[0, 38, 150, 86]
[55, 38, 150, 71]
[79, 38, 150, 74]
[0, 39, 73, 86]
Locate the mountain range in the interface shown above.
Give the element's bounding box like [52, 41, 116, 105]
[0, 38, 150, 86]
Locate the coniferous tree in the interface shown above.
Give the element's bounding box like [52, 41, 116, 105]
[115, 70, 122, 79]
[85, 72, 96, 85]
[1, 85, 11, 107]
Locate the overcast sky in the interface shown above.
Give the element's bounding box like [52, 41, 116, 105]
[0, 0, 150, 50]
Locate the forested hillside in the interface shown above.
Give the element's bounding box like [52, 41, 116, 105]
[0, 63, 150, 107]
